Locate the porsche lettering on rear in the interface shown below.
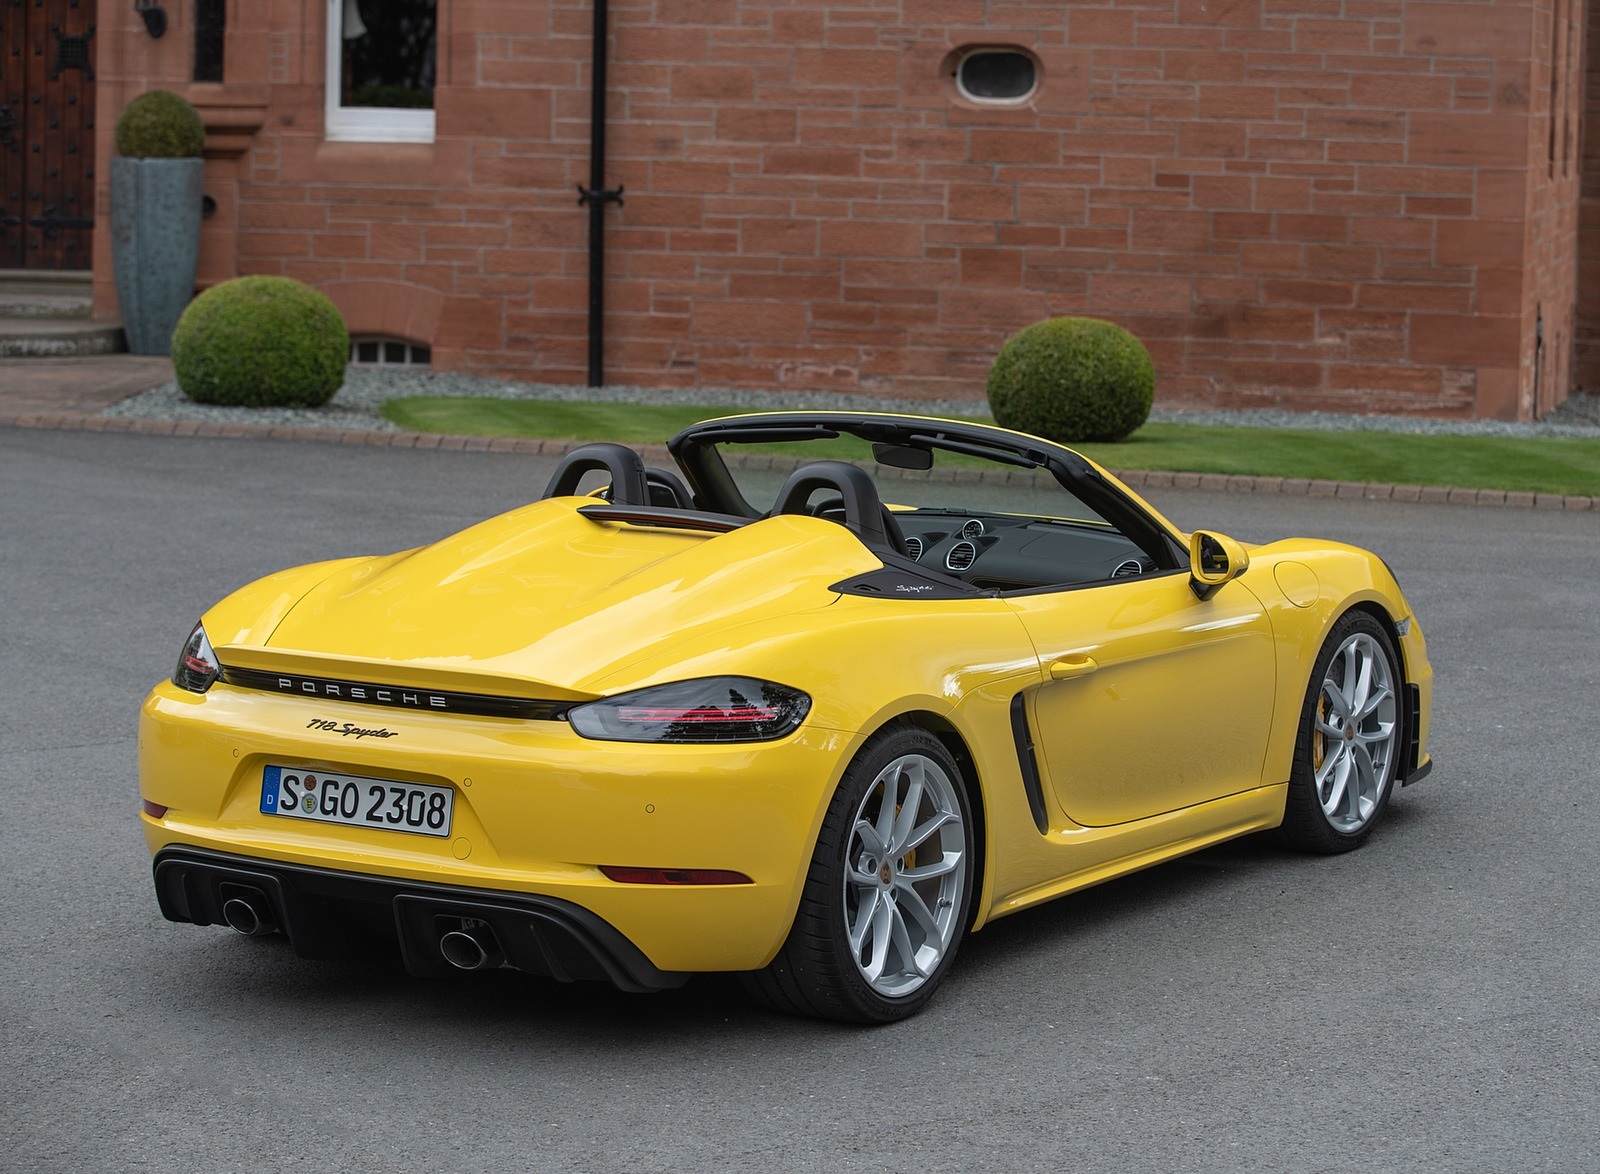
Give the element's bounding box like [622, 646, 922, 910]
[278, 676, 448, 709]
[140, 411, 1435, 1024]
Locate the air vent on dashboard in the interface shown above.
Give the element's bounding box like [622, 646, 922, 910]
[1112, 559, 1144, 578]
[946, 541, 977, 572]
[903, 536, 923, 560]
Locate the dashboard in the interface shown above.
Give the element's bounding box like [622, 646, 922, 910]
[893, 510, 1158, 590]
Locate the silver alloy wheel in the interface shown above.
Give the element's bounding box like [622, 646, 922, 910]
[842, 752, 967, 998]
[1312, 631, 1399, 833]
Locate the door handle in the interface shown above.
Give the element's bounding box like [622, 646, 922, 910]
[1049, 656, 1099, 680]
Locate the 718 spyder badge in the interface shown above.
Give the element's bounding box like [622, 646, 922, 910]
[305, 718, 399, 740]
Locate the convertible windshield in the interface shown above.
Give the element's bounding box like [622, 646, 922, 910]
[712, 434, 1111, 526]
[664, 414, 1184, 589]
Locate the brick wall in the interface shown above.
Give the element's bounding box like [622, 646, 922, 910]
[94, 0, 1584, 418]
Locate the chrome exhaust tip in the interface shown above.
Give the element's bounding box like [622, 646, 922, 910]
[221, 896, 276, 937]
[439, 927, 502, 972]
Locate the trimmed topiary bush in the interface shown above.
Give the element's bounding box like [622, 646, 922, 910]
[172, 276, 350, 408]
[987, 317, 1156, 444]
[115, 90, 205, 158]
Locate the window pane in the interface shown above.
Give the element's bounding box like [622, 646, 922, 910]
[193, 0, 226, 83]
[341, 0, 436, 110]
[351, 337, 432, 366]
[958, 51, 1036, 102]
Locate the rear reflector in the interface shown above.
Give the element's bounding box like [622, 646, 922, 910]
[599, 866, 752, 886]
[141, 799, 169, 819]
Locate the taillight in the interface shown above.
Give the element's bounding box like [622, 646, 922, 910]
[173, 623, 221, 693]
[567, 677, 810, 743]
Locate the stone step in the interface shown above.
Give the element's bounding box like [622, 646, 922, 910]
[0, 268, 91, 285]
[0, 289, 94, 318]
[0, 317, 126, 358]
[0, 268, 94, 320]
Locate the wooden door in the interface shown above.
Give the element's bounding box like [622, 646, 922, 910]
[1, 0, 96, 270]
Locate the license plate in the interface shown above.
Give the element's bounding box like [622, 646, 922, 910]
[260, 766, 453, 838]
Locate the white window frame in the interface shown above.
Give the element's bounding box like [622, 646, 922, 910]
[954, 47, 1040, 107]
[325, 0, 436, 143]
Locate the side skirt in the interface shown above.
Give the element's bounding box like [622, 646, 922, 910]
[985, 784, 1287, 921]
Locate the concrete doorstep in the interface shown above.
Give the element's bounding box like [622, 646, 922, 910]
[0, 269, 125, 358]
[1, 355, 175, 414]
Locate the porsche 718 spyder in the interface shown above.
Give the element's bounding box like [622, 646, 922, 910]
[141, 412, 1433, 1022]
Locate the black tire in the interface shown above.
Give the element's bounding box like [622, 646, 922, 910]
[744, 726, 975, 1023]
[1281, 610, 1403, 854]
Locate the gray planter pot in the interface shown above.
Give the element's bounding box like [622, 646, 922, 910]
[110, 157, 204, 356]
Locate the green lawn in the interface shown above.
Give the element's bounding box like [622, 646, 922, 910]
[1075, 424, 1600, 496]
[380, 397, 1600, 497]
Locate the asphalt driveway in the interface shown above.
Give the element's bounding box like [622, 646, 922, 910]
[2, 428, 1596, 1172]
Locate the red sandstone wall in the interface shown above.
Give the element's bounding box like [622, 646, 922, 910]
[94, 0, 1573, 418]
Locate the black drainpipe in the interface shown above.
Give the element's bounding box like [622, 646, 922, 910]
[578, 0, 623, 387]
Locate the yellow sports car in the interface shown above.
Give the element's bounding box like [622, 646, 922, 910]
[141, 412, 1433, 1022]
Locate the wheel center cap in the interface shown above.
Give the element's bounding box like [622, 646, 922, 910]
[879, 862, 894, 885]
[1343, 723, 1356, 742]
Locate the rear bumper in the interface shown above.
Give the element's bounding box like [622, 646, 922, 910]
[140, 682, 859, 972]
[153, 846, 688, 992]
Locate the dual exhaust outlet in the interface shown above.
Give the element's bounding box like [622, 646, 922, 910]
[220, 890, 502, 973]
[437, 925, 503, 972]
[221, 895, 276, 937]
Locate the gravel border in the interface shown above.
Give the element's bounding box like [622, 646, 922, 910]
[98, 368, 1600, 438]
